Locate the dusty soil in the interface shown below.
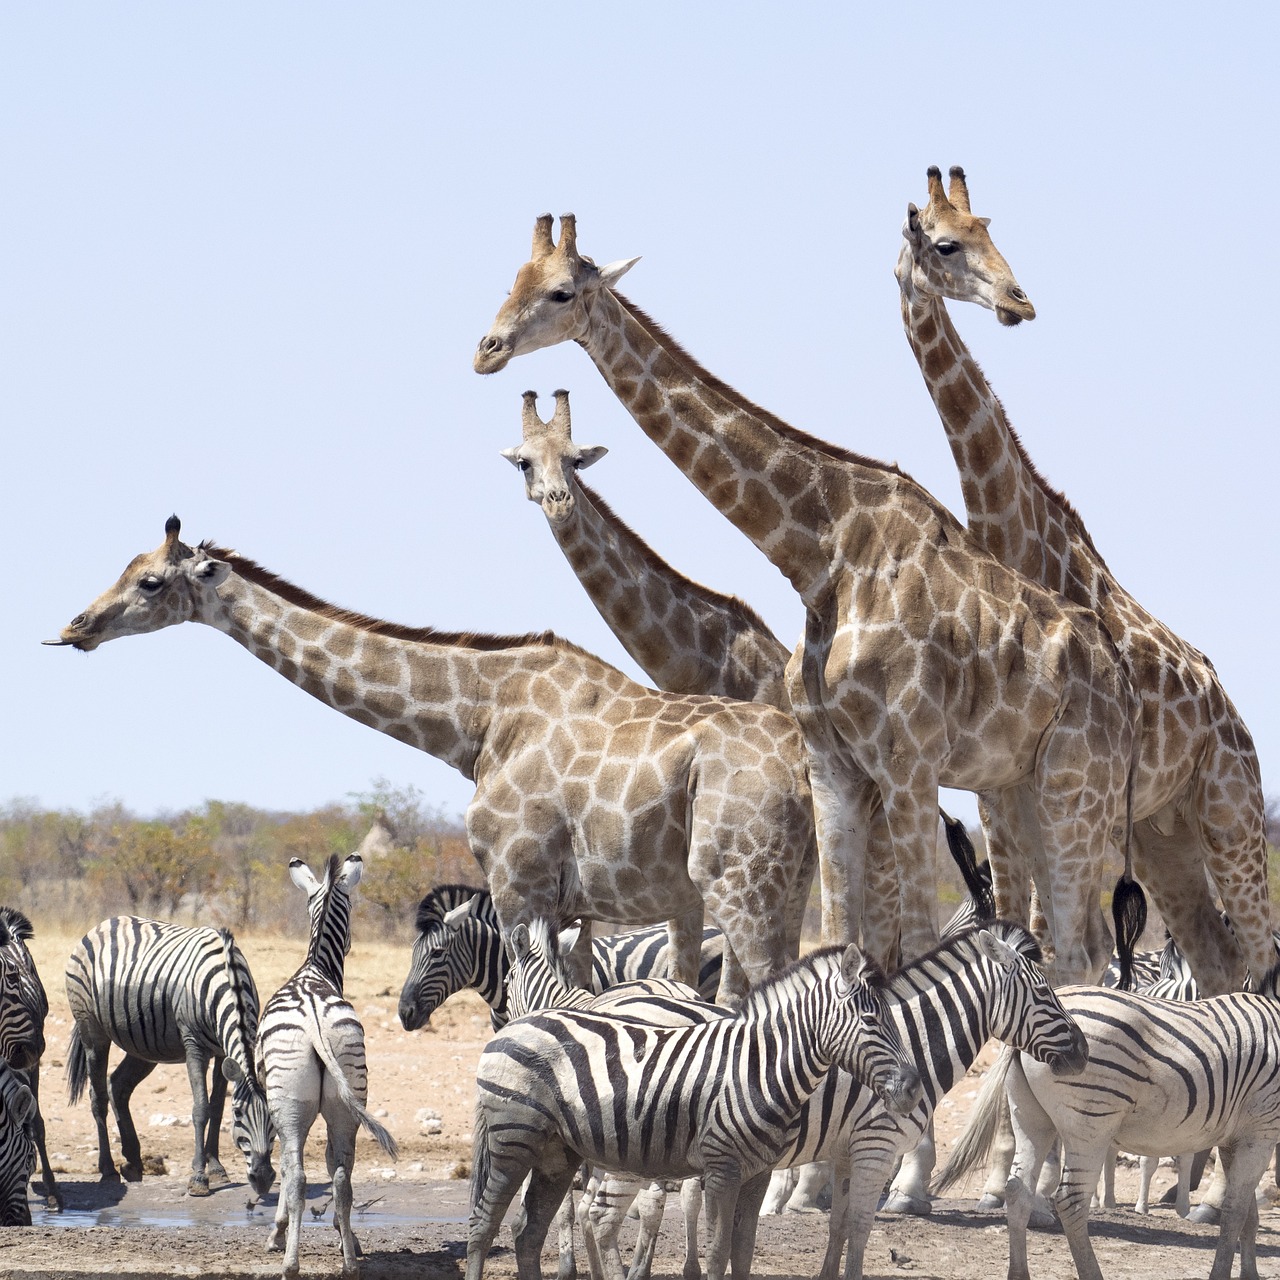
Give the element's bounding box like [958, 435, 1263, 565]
[2, 927, 1278, 1279]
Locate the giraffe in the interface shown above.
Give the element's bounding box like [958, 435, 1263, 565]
[505, 387, 906, 964]
[474, 214, 1145, 987]
[894, 164, 1273, 997]
[48, 516, 817, 1004]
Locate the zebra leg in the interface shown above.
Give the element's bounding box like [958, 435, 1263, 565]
[323, 1113, 360, 1278]
[1052, 1150, 1107, 1280]
[1190, 1147, 1228, 1223]
[108, 1053, 157, 1182]
[77, 1025, 120, 1181]
[468, 1145, 534, 1280]
[555, 1186, 577, 1280]
[1208, 1140, 1270, 1280]
[1175, 1154, 1193, 1218]
[700, 1164, 744, 1280]
[576, 1174, 607, 1280]
[1093, 1145, 1116, 1210]
[270, 1131, 307, 1279]
[818, 1156, 851, 1280]
[516, 1162, 579, 1280]
[978, 1089, 1016, 1210]
[884, 1120, 935, 1216]
[1134, 1154, 1157, 1214]
[726, 1168, 771, 1280]
[23, 1066, 62, 1210]
[582, 1170, 640, 1280]
[182, 1045, 215, 1195]
[1005, 1062, 1063, 1280]
[759, 1168, 795, 1215]
[202, 1061, 230, 1189]
[785, 1161, 831, 1212]
[680, 1176, 703, 1280]
[831, 1143, 899, 1280]
[622, 1181, 666, 1280]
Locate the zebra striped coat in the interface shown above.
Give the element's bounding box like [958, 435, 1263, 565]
[65, 916, 275, 1197]
[398, 882, 723, 1031]
[468, 945, 922, 1280]
[938, 977, 1280, 1280]
[0, 1060, 35, 1226]
[258, 854, 397, 1278]
[0, 907, 59, 1210]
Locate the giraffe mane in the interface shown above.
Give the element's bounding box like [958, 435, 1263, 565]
[200, 544, 597, 657]
[577, 483, 781, 640]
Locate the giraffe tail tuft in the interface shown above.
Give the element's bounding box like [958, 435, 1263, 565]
[1111, 875, 1149, 992]
[940, 809, 994, 922]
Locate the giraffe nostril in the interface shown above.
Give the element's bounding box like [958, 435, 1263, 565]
[1009, 287, 1027, 303]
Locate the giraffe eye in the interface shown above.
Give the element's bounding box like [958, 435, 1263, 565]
[138, 575, 164, 592]
[516, 458, 531, 473]
[548, 289, 575, 304]
[935, 241, 959, 257]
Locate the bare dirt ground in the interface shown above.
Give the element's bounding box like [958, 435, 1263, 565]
[2, 926, 1278, 1279]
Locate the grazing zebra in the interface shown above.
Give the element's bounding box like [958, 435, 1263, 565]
[397, 882, 723, 1032]
[937, 973, 1280, 1280]
[258, 853, 398, 1279]
[468, 945, 922, 1280]
[0, 907, 60, 1210]
[65, 916, 276, 1198]
[0, 1060, 36, 1226]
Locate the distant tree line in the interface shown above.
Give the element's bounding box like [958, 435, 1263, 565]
[0, 779, 474, 938]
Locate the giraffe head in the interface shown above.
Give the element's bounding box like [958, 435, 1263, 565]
[501, 389, 608, 525]
[45, 515, 230, 651]
[474, 214, 639, 374]
[897, 165, 1035, 327]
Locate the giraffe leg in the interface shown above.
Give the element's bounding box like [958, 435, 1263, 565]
[807, 751, 877, 949]
[666, 905, 705, 988]
[878, 776, 943, 962]
[860, 808, 900, 971]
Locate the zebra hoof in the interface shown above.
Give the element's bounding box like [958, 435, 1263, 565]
[1028, 1206, 1058, 1232]
[206, 1167, 231, 1190]
[1188, 1203, 1221, 1225]
[882, 1191, 932, 1217]
[120, 1163, 144, 1183]
[187, 1175, 212, 1198]
[976, 1193, 1005, 1211]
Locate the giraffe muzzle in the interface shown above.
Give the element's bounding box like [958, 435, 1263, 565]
[474, 333, 513, 375]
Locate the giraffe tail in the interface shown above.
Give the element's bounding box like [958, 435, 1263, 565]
[939, 808, 994, 922]
[1111, 715, 1147, 991]
[933, 1045, 1014, 1195]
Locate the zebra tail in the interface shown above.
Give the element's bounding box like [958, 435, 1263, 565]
[933, 1045, 1015, 1195]
[470, 1098, 491, 1213]
[305, 1008, 399, 1160]
[67, 1024, 88, 1107]
[939, 808, 993, 921]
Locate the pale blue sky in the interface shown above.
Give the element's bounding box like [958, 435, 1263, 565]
[3, 3, 1276, 833]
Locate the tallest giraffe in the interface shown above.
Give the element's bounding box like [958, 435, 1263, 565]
[475, 214, 1143, 985]
[894, 165, 1272, 993]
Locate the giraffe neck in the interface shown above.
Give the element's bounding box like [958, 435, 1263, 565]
[899, 285, 1112, 607]
[549, 479, 791, 704]
[578, 288, 889, 605]
[194, 559, 503, 781]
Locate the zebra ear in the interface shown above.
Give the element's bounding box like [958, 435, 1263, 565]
[976, 929, 1020, 971]
[505, 924, 532, 964]
[442, 899, 475, 932]
[289, 859, 319, 894]
[339, 855, 364, 891]
[837, 942, 868, 993]
[222, 1058, 245, 1084]
[557, 922, 582, 956]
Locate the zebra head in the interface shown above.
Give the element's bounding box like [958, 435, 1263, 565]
[225, 1062, 277, 1197]
[978, 924, 1088, 1076]
[399, 893, 498, 1031]
[0, 1062, 35, 1226]
[826, 945, 923, 1117]
[504, 919, 582, 1019]
[0, 917, 44, 1072]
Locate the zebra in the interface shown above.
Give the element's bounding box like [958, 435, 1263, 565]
[936, 972, 1280, 1280]
[397, 882, 724, 1032]
[0, 1060, 36, 1226]
[65, 915, 276, 1198]
[0, 906, 60, 1210]
[257, 853, 398, 1279]
[467, 944, 922, 1280]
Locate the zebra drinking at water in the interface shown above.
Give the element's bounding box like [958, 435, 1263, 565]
[257, 853, 398, 1280]
[397, 882, 723, 1032]
[0, 906, 60, 1210]
[937, 971, 1280, 1280]
[65, 916, 276, 1198]
[0, 1060, 36, 1226]
[468, 944, 922, 1280]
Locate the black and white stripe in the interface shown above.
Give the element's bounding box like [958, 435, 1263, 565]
[398, 883, 723, 1031]
[0, 1061, 36, 1226]
[937, 973, 1280, 1280]
[257, 854, 398, 1277]
[65, 915, 275, 1197]
[467, 945, 922, 1280]
[0, 907, 59, 1210]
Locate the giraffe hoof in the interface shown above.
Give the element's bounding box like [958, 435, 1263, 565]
[1189, 1203, 1221, 1225]
[976, 1193, 1005, 1210]
[882, 1191, 932, 1216]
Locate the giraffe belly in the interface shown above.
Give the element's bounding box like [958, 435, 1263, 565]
[573, 856, 701, 927]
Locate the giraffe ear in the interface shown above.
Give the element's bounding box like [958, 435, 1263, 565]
[598, 257, 640, 289]
[575, 445, 608, 471]
[977, 216, 991, 229]
[499, 446, 524, 470]
[191, 557, 231, 588]
[904, 203, 922, 244]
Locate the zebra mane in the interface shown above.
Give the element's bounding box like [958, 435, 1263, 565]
[884, 921, 1041, 1003]
[414, 883, 493, 935]
[217, 928, 264, 1096]
[740, 946, 888, 1020]
[0, 908, 34, 948]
